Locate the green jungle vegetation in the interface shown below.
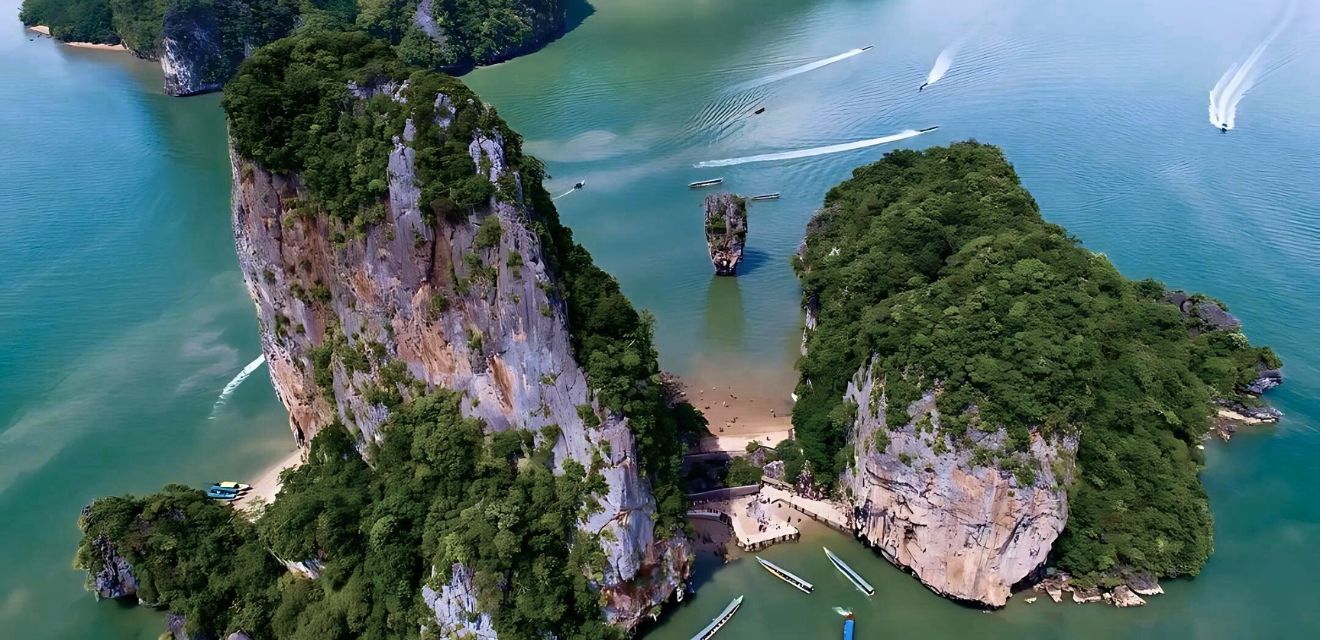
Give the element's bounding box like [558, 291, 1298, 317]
[20, 0, 117, 43]
[793, 141, 1279, 586]
[76, 31, 704, 638]
[79, 393, 624, 639]
[20, 0, 564, 75]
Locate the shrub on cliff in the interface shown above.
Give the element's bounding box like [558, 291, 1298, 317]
[795, 141, 1279, 585]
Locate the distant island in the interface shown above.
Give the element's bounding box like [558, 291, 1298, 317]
[792, 141, 1282, 605]
[20, 0, 570, 95]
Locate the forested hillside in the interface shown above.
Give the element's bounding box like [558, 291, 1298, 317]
[795, 141, 1280, 585]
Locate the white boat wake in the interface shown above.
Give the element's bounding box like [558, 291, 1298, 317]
[211, 354, 266, 415]
[734, 47, 872, 91]
[1209, 2, 1295, 131]
[552, 180, 585, 201]
[695, 127, 937, 168]
[922, 40, 964, 90]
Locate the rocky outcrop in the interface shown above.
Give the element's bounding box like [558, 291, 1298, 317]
[422, 565, 498, 638]
[703, 193, 747, 276]
[82, 533, 139, 600]
[159, 0, 296, 96]
[840, 359, 1076, 607]
[411, 0, 567, 69]
[230, 79, 686, 632]
[1033, 571, 1160, 607]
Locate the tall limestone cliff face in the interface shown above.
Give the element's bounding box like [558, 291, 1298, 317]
[159, 0, 296, 96]
[229, 79, 687, 632]
[839, 359, 1076, 606]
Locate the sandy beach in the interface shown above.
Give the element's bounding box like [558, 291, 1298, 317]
[26, 25, 129, 51]
[234, 448, 304, 516]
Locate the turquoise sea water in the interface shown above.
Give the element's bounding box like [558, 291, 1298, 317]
[3, 0, 1319, 637]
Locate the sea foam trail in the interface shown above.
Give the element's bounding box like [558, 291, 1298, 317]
[1209, 1, 1295, 130]
[213, 355, 266, 410]
[924, 42, 961, 87]
[694, 128, 936, 168]
[734, 47, 871, 91]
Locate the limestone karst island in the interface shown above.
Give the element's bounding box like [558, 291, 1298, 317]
[4, 0, 1317, 638]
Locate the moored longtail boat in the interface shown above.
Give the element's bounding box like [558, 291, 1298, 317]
[824, 547, 875, 596]
[689, 595, 744, 640]
[756, 556, 814, 593]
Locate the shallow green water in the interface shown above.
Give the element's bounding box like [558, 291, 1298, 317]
[3, 0, 1319, 637]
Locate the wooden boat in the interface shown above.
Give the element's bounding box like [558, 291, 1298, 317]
[824, 547, 874, 596]
[756, 556, 814, 593]
[750, 193, 780, 201]
[689, 595, 743, 640]
[689, 178, 724, 188]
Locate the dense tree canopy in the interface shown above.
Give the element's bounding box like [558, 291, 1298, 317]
[795, 141, 1279, 585]
[79, 392, 624, 638]
[21, 0, 565, 77]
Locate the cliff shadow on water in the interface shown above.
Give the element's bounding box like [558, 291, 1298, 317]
[702, 275, 745, 354]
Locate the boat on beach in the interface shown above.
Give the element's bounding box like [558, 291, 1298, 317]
[750, 193, 780, 201]
[689, 595, 744, 640]
[756, 556, 814, 593]
[206, 486, 239, 500]
[689, 178, 724, 188]
[824, 547, 875, 596]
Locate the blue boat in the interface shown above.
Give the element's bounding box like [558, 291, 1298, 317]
[842, 612, 855, 640]
[206, 485, 239, 500]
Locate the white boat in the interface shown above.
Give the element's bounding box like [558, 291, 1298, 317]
[750, 193, 780, 201]
[824, 547, 875, 596]
[690, 595, 744, 640]
[689, 178, 724, 188]
[756, 556, 814, 593]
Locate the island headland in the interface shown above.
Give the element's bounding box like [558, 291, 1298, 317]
[20, 0, 572, 95]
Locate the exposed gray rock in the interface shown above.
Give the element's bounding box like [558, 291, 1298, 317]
[840, 357, 1076, 607]
[422, 564, 497, 638]
[1110, 585, 1146, 607]
[1248, 367, 1283, 394]
[1164, 290, 1241, 333]
[159, 0, 297, 96]
[84, 534, 138, 600]
[1127, 571, 1164, 596]
[703, 193, 747, 276]
[229, 82, 688, 633]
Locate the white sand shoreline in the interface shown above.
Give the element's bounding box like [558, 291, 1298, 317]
[26, 25, 130, 51]
[233, 447, 304, 515]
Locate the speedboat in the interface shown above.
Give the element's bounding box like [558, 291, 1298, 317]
[215, 481, 251, 492]
[573, 180, 586, 189]
[860, 45, 873, 51]
[917, 125, 940, 133]
[750, 193, 780, 201]
[753, 107, 766, 115]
